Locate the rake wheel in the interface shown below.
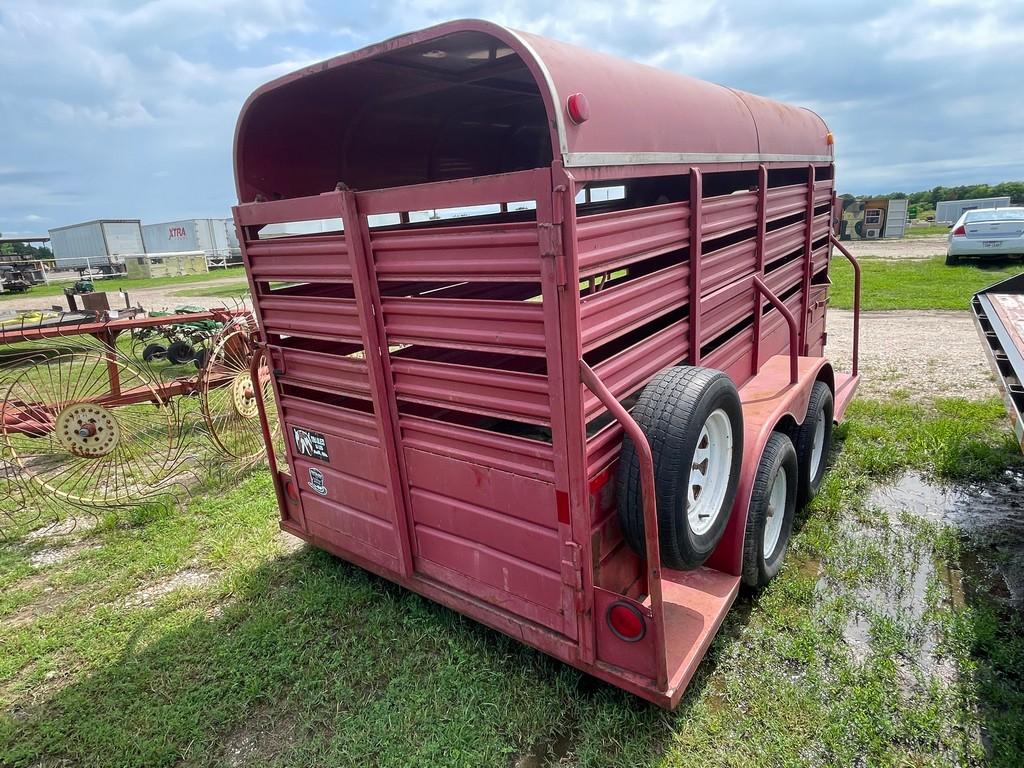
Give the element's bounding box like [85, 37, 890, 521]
[0, 351, 183, 506]
[199, 317, 276, 462]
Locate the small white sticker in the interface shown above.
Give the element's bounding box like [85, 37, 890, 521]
[308, 467, 328, 496]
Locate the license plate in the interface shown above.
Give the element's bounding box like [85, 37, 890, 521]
[982, 240, 1002, 247]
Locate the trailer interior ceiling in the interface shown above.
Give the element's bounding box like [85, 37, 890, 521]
[236, 31, 551, 201]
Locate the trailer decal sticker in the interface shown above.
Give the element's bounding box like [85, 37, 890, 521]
[308, 467, 328, 496]
[292, 427, 329, 461]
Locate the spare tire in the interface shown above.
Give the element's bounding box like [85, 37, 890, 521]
[617, 366, 744, 570]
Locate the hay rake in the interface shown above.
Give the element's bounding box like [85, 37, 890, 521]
[0, 305, 272, 533]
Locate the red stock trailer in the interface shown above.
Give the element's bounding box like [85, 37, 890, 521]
[233, 20, 861, 708]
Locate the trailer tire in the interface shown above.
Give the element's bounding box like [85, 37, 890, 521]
[742, 432, 798, 589]
[617, 366, 744, 571]
[791, 381, 833, 507]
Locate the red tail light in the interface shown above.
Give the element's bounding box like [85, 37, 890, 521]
[952, 224, 966, 237]
[607, 601, 646, 642]
[284, 479, 300, 502]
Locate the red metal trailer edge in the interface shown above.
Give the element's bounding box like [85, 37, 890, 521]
[233, 19, 861, 708]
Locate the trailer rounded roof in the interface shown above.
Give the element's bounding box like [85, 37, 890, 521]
[234, 19, 832, 200]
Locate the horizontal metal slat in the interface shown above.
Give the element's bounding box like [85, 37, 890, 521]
[372, 221, 540, 282]
[400, 414, 554, 482]
[391, 358, 550, 425]
[270, 345, 371, 400]
[576, 201, 690, 276]
[410, 489, 561, 570]
[280, 398, 379, 447]
[763, 257, 804, 298]
[235, 192, 344, 228]
[246, 235, 351, 282]
[764, 221, 805, 263]
[699, 274, 755, 342]
[765, 184, 806, 221]
[701, 190, 757, 239]
[812, 213, 830, 241]
[580, 262, 690, 352]
[383, 297, 547, 356]
[258, 295, 362, 343]
[701, 238, 756, 294]
[583, 318, 689, 420]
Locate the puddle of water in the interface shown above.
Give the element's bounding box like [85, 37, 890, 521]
[513, 731, 573, 768]
[869, 469, 1024, 604]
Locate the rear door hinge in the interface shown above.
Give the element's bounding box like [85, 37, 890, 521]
[561, 541, 585, 613]
[538, 222, 567, 287]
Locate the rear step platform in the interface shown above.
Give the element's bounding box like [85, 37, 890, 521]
[972, 272, 1024, 452]
[660, 567, 739, 695]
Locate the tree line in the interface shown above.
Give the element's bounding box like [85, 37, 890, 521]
[844, 181, 1024, 207]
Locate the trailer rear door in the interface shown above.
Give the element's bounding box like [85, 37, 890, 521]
[234, 171, 579, 640]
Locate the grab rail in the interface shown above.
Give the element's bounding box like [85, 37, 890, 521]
[579, 361, 669, 691]
[829, 235, 861, 376]
[752, 276, 799, 385]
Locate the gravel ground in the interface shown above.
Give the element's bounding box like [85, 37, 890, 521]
[842, 235, 947, 260]
[827, 308, 997, 402]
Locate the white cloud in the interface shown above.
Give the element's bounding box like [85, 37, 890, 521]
[0, 0, 1022, 233]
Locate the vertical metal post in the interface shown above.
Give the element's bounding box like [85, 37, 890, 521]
[752, 164, 768, 374]
[688, 168, 703, 365]
[339, 189, 417, 578]
[800, 164, 815, 353]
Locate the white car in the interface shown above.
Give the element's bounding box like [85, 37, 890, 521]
[946, 207, 1024, 264]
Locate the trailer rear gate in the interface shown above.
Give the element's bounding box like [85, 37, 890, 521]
[233, 20, 858, 707]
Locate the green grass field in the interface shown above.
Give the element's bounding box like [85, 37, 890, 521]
[905, 224, 951, 237]
[170, 281, 250, 299]
[830, 255, 1024, 311]
[1, 394, 1021, 767]
[0, 268, 247, 303]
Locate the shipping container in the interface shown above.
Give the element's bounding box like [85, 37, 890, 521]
[142, 218, 241, 267]
[48, 220, 143, 274]
[936, 197, 1011, 224]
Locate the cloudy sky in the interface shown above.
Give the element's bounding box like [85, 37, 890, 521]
[1, 0, 1022, 235]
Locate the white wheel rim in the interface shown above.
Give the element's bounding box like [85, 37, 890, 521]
[687, 408, 734, 536]
[763, 465, 788, 557]
[810, 409, 826, 477]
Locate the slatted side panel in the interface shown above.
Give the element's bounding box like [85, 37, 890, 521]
[582, 165, 835, 479]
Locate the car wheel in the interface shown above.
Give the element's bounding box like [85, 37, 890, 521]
[945, 252, 959, 265]
[617, 366, 744, 570]
[742, 432, 799, 589]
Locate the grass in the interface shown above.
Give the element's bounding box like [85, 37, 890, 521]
[830, 255, 1024, 311]
[0, 267, 247, 303]
[1, 392, 1021, 766]
[906, 225, 951, 237]
[170, 281, 250, 299]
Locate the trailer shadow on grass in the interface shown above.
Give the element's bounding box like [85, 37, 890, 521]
[0, 540, 708, 767]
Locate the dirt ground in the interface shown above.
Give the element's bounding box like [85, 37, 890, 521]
[843, 235, 947, 260]
[0, 277, 250, 314]
[827, 309, 996, 402]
